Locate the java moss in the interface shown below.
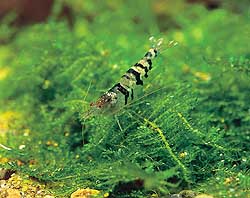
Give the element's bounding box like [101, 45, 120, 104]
[0, 0, 250, 197]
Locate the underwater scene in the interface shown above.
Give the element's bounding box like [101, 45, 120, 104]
[0, 0, 249, 197]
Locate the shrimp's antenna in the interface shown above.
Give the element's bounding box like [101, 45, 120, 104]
[81, 80, 92, 146]
[83, 80, 92, 102]
[149, 36, 178, 54]
[0, 143, 12, 151]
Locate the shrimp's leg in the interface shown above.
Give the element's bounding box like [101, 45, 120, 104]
[115, 115, 123, 132]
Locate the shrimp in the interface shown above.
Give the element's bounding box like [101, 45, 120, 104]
[85, 37, 177, 118]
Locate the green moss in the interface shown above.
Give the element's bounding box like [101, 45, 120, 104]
[0, 0, 249, 197]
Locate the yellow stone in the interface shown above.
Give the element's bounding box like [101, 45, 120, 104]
[195, 194, 214, 198]
[0, 157, 9, 163]
[179, 190, 197, 198]
[53, 142, 58, 147]
[71, 188, 100, 198]
[179, 151, 188, 158]
[6, 189, 21, 198]
[44, 195, 55, 198]
[224, 177, 233, 185]
[193, 71, 211, 82]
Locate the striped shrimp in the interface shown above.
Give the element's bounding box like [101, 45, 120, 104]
[85, 37, 177, 118]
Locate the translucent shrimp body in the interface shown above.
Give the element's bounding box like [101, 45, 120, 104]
[85, 37, 177, 118]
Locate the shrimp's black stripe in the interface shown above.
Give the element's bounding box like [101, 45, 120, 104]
[131, 89, 134, 100]
[127, 68, 143, 85]
[147, 59, 152, 70]
[154, 49, 158, 55]
[110, 83, 130, 105]
[134, 63, 149, 78]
